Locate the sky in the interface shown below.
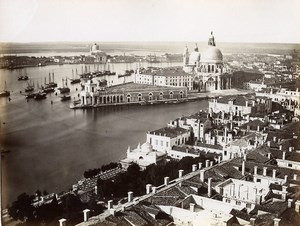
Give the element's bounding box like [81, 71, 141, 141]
[0, 0, 299, 43]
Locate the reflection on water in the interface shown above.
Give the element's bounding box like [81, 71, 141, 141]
[0, 63, 206, 207]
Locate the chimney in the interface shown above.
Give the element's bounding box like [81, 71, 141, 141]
[242, 161, 245, 176]
[295, 200, 300, 213]
[273, 136, 277, 142]
[190, 203, 195, 212]
[128, 191, 133, 202]
[282, 186, 288, 200]
[110, 208, 116, 216]
[244, 154, 247, 161]
[108, 200, 113, 210]
[263, 167, 267, 177]
[272, 169, 277, 179]
[250, 218, 256, 226]
[273, 218, 281, 226]
[254, 166, 258, 175]
[247, 125, 250, 132]
[200, 169, 205, 182]
[164, 177, 169, 186]
[245, 100, 248, 107]
[267, 153, 271, 159]
[279, 145, 282, 151]
[284, 175, 288, 183]
[282, 152, 286, 160]
[288, 199, 293, 208]
[59, 219, 66, 226]
[179, 169, 184, 178]
[293, 174, 297, 181]
[146, 184, 152, 194]
[218, 156, 222, 163]
[208, 177, 212, 197]
[210, 161, 214, 167]
[198, 162, 203, 169]
[206, 160, 210, 168]
[256, 194, 262, 204]
[267, 141, 271, 147]
[289, 147, 293, 152]
[94, 186, 98, 195]
[83, 209, 90, 222]
[192, 164, 197, 172]
[152, 186, 157, 194]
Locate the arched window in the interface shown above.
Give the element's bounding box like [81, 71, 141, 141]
[169, 91, 174, 99]
[127, 94, 131, 103]
[149, 92, 153, 101]
[179, 90, 184, 98]
[159, 92, 164, 100]
[138, 93, 142, 102]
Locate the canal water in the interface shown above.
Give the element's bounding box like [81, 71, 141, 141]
[0, 62, 208, 207]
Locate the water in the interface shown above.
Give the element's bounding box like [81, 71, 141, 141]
[0, 63, 207, 208]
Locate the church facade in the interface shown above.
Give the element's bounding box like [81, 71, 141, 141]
[183, 32, 232, 92]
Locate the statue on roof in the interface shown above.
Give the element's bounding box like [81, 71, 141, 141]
[194, 43, 199, 52]
[208, 31, 216, 46]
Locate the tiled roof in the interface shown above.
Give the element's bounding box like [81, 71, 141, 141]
[149, 126, 189, 138]
[230, 208, 252, 221]
[138, 67, 190, 77]
[255, 201, 288, 216]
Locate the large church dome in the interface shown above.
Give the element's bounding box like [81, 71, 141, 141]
[200, 46, 223, 63]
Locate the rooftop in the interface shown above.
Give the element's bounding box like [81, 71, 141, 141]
[149, 126, 189, 138]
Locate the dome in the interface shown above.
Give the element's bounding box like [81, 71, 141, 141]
[188, 52, 201, 65]
[200, 46, 223, 63]
[91, 43, 100, 52]
[141, 142, 153, 153]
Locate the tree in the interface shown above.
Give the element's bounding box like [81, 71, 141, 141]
[8, 193, 35, 222]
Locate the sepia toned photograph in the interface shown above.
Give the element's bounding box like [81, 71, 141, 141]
[0, 0, 300, 225]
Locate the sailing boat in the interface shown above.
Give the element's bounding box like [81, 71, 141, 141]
[58, 78, 70, 94]
[0, 81, 10, 97]
[25, 80, 34, 92]
[70, 69, 81, 84]
[17, 69, 29, 81]
[45, 72, 58, 88]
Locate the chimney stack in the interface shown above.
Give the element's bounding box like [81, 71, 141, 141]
[279, 145, 282, 151]
[128, 191, 133, 202]
[164, 177, 169, 186]
[267, 153, 271, 159]
[242, 161, 245, 176]
[289, 147, 293, 152]
[272, 169, 276, 179]
[200, 169, 205, 182]
[192, 164, 197, 172]
[198, 162, 203, 169]
[108, 200, 113, 210]
[293, 174, 298, 181]
[146, 184, 152, 194]
[190, 203, 195, 212]
[282, 152, 286, 160]
[83, 209, 90, 222]
[295, 200, 300, 213]
[254, 166, 258, 175]
[210, 161, 214, 167]
[179, 169, 184, 178]
[288, 199, 293, 208]
[218, 156, 222, 163]
[284, 175, 288, 183]
[208, 177, 212, 197]
[273, 136, 277, 142]
[152, 186, 157, 194]
[206, 160, 210, 168]
[267, 141, 271, 147]
[263, 167, 267, 177]
[94, 186, 98, 195]
[59, 219, 66, 226]
[250, 218, 256, 226]
[273, 218, 281, 226]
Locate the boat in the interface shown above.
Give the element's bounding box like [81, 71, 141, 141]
[0, 90, 10, 97]
[34, 92, 47, 100]
[25, 81, 34, 92]
[60, 94, 71, 101]
[17, 69, 29, 81]
[58, 78, 70, 94]
[25, 92, 37, 99]
[45, 72, 57, 88]
[69, 69, 81, 84]
[42, 87, 55, 93]
[0, 81, 10, 97]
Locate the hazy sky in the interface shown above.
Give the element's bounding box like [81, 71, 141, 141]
[0, 0, 299, 43]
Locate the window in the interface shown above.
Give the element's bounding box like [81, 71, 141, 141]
[226, 199, 230, 203]
[166, 142, 169, 147]
[161, 141, 163, 146]
[236, 201, 241, 205]
[246, 203, 251, 208]
[288, 163, 292, 167]
[156, 140, 158, 145]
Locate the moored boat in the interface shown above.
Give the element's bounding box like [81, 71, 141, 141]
[60, 94, 71, 101]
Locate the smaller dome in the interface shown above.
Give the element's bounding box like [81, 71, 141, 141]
[91, 43, 100, 52]
[141, 142, 153, 153]
[200, 46, 223, 63]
